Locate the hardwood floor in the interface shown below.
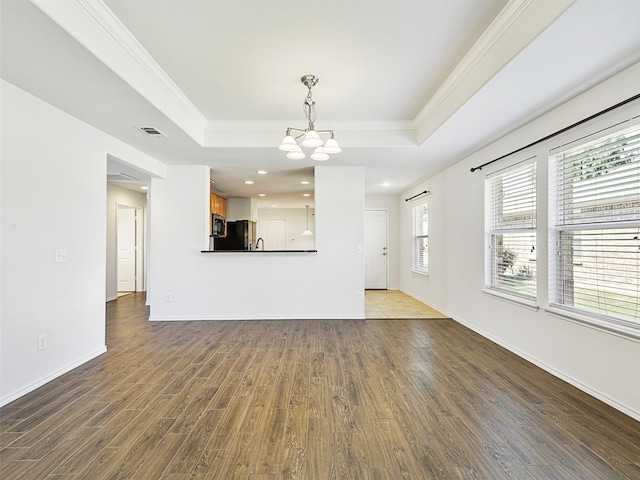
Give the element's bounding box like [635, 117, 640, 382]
[1, 293, 639, 479]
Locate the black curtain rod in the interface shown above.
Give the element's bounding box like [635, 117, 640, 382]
[470, 93, 640, 173]
[405, 190, 430, 202]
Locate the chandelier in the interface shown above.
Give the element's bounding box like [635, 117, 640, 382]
[278, 75, 341, 161]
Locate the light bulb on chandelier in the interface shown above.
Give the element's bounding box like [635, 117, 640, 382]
[279, 75, 341, 161]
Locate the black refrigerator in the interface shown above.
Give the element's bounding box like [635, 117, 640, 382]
[214, 220, 256, 251]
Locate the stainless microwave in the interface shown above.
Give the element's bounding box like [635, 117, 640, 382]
[212, 214, 226, 237]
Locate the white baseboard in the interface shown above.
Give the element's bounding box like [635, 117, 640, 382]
[105, 295, 117, 302]
[148, 314, 366, 321]
[400, 289, 640, 422]
[0, 346, 107, 408]
[451, 314, 640, 422]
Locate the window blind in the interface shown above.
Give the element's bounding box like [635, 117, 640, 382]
[486, 159, 537, 299]
[551, 124, 640, 325]
[412, 203, 428, 274]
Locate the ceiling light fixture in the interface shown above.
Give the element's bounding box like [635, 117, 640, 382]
[279, 75, 341, 161]
[302, 205, 313, 236]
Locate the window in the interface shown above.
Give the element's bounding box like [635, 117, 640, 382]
[486, 159, 537, 300]
[550, 124, 640, 326]
[412, 202, 428, 274]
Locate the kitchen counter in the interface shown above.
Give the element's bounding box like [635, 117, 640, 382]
[201, 250, 317, 253]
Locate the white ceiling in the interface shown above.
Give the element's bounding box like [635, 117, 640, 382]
[2, 0, 639, 208]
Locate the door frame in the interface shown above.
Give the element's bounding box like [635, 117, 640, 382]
[116, 203, 145, 293]
[364, 208, 389, 290]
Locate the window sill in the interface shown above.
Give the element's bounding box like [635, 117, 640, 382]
[481, 288, 539, 311]
[543, 306, 640, 343]
[412, 269, 429, 276]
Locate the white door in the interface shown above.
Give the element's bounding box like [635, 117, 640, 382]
[259, 219, 286, 250]
[117, 206, 136, 292]
[365, 210, 388, 289]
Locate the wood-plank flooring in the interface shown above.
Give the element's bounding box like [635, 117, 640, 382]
[1, 292, 639, 479]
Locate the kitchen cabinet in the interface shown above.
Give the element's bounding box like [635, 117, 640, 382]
[210, 184, 227, 218]
[210, 183, 227, 237]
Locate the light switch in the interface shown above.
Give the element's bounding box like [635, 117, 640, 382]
[356, 245, 363, 254]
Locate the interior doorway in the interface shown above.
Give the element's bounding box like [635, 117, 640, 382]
[116, 204, 144, 294]
[259, 218, 287, 250]
[365, 209, 389, 289]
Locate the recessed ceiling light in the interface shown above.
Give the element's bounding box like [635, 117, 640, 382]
[382, 182, 390, 187]
[258, 193, 266, 197]
[303, 193, 311, 197]
[141, 186, 148, 190]
[301, 181, 310, 185]
[271, 204, 278, 208]
[245, 180, 254, 184]
[257, 170, 268, 175]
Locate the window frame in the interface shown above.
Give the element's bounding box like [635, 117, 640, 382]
[548, 122, 640, 330]
[412, 202, 429, 275]
[484, 157, 538, 303]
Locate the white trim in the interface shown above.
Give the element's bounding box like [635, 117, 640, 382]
[402, 287, 639, 421]
[544, 306, 640, 343]
[414, 0, 574, 143]
[0, 347, 107, 407]
[77, 0, 206, 128]
[481, 288, 539, 311]
[415, 0, 533, 126]
[149, 314, 365, 321]
[106, 295, 118, 302]
[411, 270, 430, 277]
[450, 313, 640, 422]
[30, 0, 206, 143]
[365, 208, 390, 290]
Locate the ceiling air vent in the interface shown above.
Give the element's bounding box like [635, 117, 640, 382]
[137, 126, 166, 137]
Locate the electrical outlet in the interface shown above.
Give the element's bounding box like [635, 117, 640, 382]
[165, 292, 173, 302]
[54, 248, 67, 263]
[37, 334, 48, 351]
[357, 291, 363, 300]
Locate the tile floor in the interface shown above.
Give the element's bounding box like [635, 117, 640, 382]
[365, 290, 448, 318]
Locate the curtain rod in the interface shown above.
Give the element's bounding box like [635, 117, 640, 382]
[405, 190, 430, 202]
[470, 93, 640, 173]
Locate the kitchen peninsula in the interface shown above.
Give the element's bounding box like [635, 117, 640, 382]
[201, 249, 317, 253]
[146, 165, 364, 321]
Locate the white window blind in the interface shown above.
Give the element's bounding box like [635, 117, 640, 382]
[486, 159, 537, 299]
[412, 203, 428, 274]
[551, 123, 640, 326]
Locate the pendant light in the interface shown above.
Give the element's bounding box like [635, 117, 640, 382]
[302, 205, 313, 236]
[279, 75, 341, 161]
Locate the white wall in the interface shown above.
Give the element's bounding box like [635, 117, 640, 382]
[226, 197, 252, 221]
[147, 165, 365, 320]
[0, 80, 165, 406]
[106, 184, 147, 301]
[365, 195, 401, 290]
[400, 63, 640, 420]
[257, 208, 316, 251]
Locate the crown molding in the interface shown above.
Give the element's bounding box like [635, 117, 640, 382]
[31, 0, 207, 143]
[204, 120, 415, 132]
[77, 0, 206, 124]
[201, 120, 417, 148]
[413, 0, 575, 144]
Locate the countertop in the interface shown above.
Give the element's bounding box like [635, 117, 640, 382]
[201, 250, 317, 253]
